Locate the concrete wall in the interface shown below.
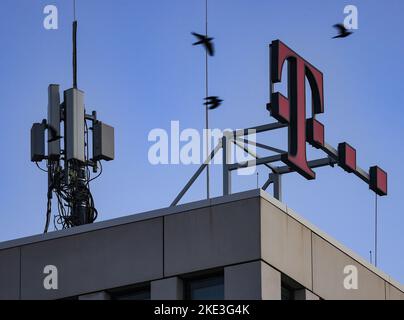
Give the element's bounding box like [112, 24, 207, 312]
[386, 283, 404, 300]
[151, 277, 184, 300]
[312, 233, 385, 300]
[224, 261, 281, 300]
[260, 196, 403, 300]
[0, 190, 402, 300]
[164, 198, 261, 276]
[261, 199, 312, 289]
[0, 248, 20, 300]
[1, 218, 163, 299]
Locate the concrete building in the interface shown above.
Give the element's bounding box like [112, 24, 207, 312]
[0, 189, 403, 300]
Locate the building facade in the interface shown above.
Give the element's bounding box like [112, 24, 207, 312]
[0, 189, 402, 300]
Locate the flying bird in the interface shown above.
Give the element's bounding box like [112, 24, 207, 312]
[192, 32, 215, 56]
[204, 96, 223, 110]
[332, 23, 353, 39]
[47, 124, 62, 143]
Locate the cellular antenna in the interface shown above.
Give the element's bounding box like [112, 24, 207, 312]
[30, 1, 115, 232]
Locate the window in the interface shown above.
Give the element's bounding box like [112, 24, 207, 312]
[109, 286, 150, 300]
[281, 284, 294, 300]
[185, 274, 224, 300]
[281, 274, 304, 300]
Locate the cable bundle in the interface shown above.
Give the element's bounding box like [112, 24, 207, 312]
[39, 121, 102, 233]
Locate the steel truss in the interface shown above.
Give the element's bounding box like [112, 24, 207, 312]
[171, 121, 373, 207]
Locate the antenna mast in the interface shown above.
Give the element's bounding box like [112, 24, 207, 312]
[73, 21, 78, 88]
[30, 0, 115, 232]
[73, 0, 78, 88]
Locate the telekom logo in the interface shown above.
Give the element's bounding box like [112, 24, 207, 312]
[268, 40, 324, 179]
[267, 40, 387, 196]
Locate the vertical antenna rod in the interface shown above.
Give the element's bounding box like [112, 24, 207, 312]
[73, 20, 78, 89]
[205, 0, 210, 199]
[72, 0, 78, 88]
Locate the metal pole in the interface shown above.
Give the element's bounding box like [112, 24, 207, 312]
[375, 194, 378, 267]
[261, 173, 282, 201]
[233, 138, 278, 172]
[73, 21, 78, 89]
[171, 142, 222, 207]
[272, 173, 282, 201]
[222, 135, 231, 195]
[205, 0, 210, 199]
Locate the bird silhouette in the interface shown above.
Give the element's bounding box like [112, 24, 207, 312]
[204, 96, 223, 110]
[47, 124, 62, 143]
[192, 32, 215, 56]
[332, 23, 353, 39]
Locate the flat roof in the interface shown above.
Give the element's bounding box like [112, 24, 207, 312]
[0, 189, 402, 292]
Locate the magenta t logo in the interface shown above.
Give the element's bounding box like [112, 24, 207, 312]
[267, 40, 325, 179]
[267, 40, 387, 196]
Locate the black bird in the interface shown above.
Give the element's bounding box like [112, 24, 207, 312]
[192, 32, 215, 56]
[204, 96, 223, 110]
[332, 23, 353, 39]
[47, 124, 62, 143]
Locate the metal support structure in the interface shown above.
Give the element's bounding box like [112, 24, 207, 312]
[222, 134, 232, 196]
[375, 194, 378, 267]
[228, 154, 282, 171]
[237, 138, 286, 154]
[171, 122, 287, 205]
[320, 143, 370, 184]
[276, 157, 336, 174]
[204, 0, 210, 200]
[170, 142, 222, 207]
[273, 173, 282, 201]
[262, 176, 272, 191]
[232, 122, 287, 137]
[272, 173, 282, 201]
[262, 173, 282, 201]
[233, 138, 278, 173]
[171, 120, 375, 207]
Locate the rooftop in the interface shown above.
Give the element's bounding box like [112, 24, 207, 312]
[0, 189, 402, 299]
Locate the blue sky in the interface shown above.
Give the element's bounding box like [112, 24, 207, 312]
[0, 0, 403, 283]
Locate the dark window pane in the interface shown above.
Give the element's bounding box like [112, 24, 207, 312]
[187, 275, 224, 300]
[281, 285, 294, 300]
